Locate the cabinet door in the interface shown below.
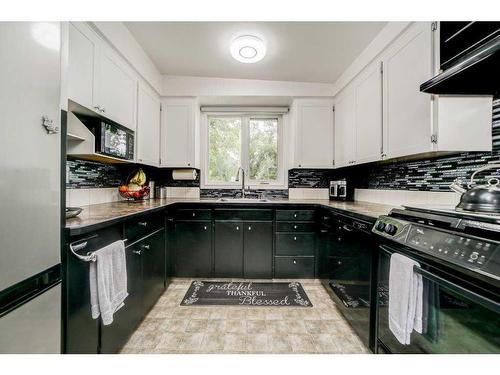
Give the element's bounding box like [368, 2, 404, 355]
[243, 221, 273, 278]
[142, 229, 166, 313]
[382, 22, 433, 159]
[174, 221, 212, 277]
[295, 101, 334, 168]
[334, 92, 356, 167]
[160, 101, 194, 167]
[100, 243, 143, 354]
[214, 221, 243, 278]
[96, 48, 137, 130]
[355, 63, 383, 164]
[137, 84, 160, 166]
[67, 23, 96, 110]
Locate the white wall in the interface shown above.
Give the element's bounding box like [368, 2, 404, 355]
[161, 75, 335, 97]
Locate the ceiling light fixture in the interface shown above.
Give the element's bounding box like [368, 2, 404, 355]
[230, 35, 266, 64]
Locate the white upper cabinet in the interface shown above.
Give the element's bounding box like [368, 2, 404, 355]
[137, 84, 161, 167]
[95, 48, 137, 131]
[160, 98, 198, 168]
[66, 22, 138, 131]
[382, 22, 433, 159]
[293, 99, 334, 168]
[333, 22, 492, 169]
[67, 23, 97, 110]
[355, 62, 383, 164]
[334, 91, 356, 168]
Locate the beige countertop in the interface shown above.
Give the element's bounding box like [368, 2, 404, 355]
[66, 198, 396, 235]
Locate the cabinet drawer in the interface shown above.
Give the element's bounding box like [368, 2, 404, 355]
[274, 256, 315, 278]
[214, 209, 273, 221]
[175, 209, 212, 220]
[124, 212, 164, 244]
[276, 209, 315, 221]
[276, 233, 315, 256]
[276, 222, 315, 232]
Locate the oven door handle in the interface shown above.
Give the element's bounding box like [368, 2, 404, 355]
[380, 245, 500, 314]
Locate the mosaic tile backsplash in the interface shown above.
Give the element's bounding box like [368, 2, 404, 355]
[200, 189, 288, 199]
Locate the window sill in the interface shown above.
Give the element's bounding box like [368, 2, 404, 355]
[201, 184, 288, 191]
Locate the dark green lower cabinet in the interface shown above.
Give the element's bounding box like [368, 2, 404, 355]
[142, 229, 166, 312]
[174, 220, 212, 277]
[100, 240, 143, 354]
[214, 221, 243, 277]
[243, 221, 273, 278]
[100, 229, 166, 354]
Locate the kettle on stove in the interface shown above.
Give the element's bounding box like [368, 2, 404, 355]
[450, 164, 500, 213]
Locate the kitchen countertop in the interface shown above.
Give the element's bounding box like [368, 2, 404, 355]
[65, 198, 395, 236]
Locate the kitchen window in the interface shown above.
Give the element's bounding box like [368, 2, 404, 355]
[203, 114, 285, 188]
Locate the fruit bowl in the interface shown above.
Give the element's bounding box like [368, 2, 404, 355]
[118, 168, 150, 201]
[119, 186, 150, 201]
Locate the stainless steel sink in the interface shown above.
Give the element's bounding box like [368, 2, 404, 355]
[217, 198, 271, 203]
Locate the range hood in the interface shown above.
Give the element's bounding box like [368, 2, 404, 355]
[420, 26, 500, 96]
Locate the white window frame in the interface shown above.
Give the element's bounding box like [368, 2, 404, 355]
[201, 112, 286, 189]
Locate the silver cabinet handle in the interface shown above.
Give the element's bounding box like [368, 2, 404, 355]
[138, 221, 148, 227]
[293, 213, 297, 218]
[248, 226, 252, 231]
[141, 244, 150, 250]
[293, 225, 298, 229]
[293, 236, 297, 241]
[203, 226, 207, 230]
[192, 212, 196, 217]
[236, 226, 239, 230]
[133, 250, 142, 255]
[293, 260, 297, 264]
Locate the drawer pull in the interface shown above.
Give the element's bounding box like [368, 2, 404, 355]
[138, 221, 148, 227]
[293, 260, 297, 264]
[141, 244, 150, 250]
[294, 225, 298, 229]
[236, 226, 240, 231]
[192, 212, 196, 217]
[293, 236, 297, 241]
[133, 250, 142, 255]
[204, 226, 207, 230]
[294, 213, 297, 218]
[320, 229, 328, 233]
[248, 226, 252, 231]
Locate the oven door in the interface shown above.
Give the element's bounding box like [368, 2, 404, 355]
[377, 245, 500, 354]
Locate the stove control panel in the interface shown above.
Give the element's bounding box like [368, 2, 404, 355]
[405, 226, 496, 269]
[373, 216, 499, 272]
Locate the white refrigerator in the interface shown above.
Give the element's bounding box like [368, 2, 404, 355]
[0, 22, 62, 353]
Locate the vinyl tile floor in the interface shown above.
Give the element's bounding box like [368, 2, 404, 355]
[121, 278, 370, 354]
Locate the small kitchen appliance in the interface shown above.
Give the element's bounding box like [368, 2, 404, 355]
[330, 180, 347, 200]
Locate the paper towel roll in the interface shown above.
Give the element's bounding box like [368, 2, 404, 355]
[172, 169, 198, 181]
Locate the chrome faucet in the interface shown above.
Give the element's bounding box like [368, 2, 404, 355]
[235, 167, 246, 198]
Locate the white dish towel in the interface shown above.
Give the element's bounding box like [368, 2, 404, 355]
[388, 253, 423, 345]
[89, 240, 128, 326]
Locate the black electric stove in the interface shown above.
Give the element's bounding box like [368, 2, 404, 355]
[373, 205, 500, 285]
[372, 205, 500, 354]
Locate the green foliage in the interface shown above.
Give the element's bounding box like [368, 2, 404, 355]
[249, 119, 278, 181]
[208, 117, 241, 182]
[208, 117, 278, 183]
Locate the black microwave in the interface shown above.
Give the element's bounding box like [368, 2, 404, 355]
[91, 120, 134, 160]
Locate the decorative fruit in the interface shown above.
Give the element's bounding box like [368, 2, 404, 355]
[129, 169, 146, 186]
[133, 191, 141, 199]
[119, 185, 128, 193]
[127, 183, 142, 192]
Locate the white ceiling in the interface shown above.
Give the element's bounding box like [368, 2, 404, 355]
[125, 22, 386, 84]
